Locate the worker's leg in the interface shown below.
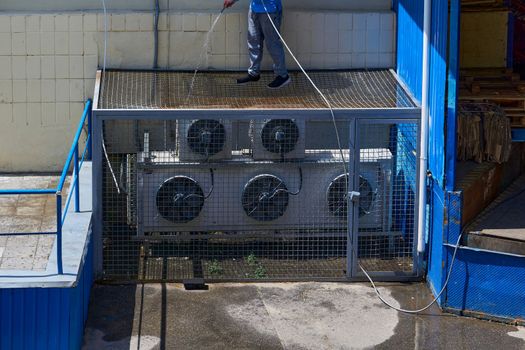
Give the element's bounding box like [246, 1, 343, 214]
[247, 9, 264, 77]
[259, 11, 287, 77]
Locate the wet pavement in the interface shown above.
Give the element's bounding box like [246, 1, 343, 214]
[83, 282, 525, 349]
[0, 176, 65, 271]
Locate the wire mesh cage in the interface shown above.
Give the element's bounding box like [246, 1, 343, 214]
[94, 70, 420, 282]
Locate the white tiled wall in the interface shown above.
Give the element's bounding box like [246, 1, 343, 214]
[0, 10, 395, 171]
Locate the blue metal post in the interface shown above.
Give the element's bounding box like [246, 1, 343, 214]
[87, 105, 92, 161]
[74, 144, 80, 213]
[445, 0, 461, 191]
[56, 193, 63, 275]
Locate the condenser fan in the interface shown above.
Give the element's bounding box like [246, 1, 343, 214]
[261, 119, 300, 154]
[242, 174, 289, 221]
[187, 120, 226, 157]
[156, 176, 205, 223]
[327, 174, 375, 218]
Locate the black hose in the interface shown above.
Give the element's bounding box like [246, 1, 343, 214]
[153, 0, 160, 69]
[204, 168, 215, 199]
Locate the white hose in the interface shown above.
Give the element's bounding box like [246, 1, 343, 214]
[258, 2, 347, 176]
[101, 0, 108, 73]
[258, 0, 461, 314]
[100, 0, 120, 193]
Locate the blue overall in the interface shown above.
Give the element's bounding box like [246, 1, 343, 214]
[247, 0, 288, 77]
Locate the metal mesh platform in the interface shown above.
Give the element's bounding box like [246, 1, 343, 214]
[97, 70, 417, 110]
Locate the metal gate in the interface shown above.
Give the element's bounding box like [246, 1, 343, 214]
[92, 70, 421, 282]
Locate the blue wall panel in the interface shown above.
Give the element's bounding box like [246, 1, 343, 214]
[396, 0, 449, 291]
[395, 0, 448, 188]
[0, 234, 93, 350]
[395, 0, 424, 102]
[427, 0, 448, 188]
[444, 248, 525, 322]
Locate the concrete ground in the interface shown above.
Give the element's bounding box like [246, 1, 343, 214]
[0, 176, 65, 271]
[83, 282, 525, 350]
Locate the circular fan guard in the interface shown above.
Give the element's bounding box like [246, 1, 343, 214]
[261, 119, 300, 154]
[327, 174, 374, 218]
[156, 176, 204, 223]
[242, 174, 289, 221]
[187, 120, 226, 157]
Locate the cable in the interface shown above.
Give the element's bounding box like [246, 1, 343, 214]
[204, 168, 215, 199]
[99, 0, 118, 194]
[259, 0, 464, 314]
[359, 231, 464, 314]
[118, 156, 129, 195]
[270, 167, 303, 197]
[101, 131, 121, 195]
[101, 0, 108, 73]
[259, 3, 347, 177]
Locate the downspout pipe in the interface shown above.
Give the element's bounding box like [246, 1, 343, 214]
[153, 0, 160, 69]
[417, 0, 431, 256]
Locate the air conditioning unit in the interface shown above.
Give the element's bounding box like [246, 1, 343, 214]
[134, 149, 392, 236]
[177, 119, 232, 161]
[251, 119, 306, 160]
[136, 152, 346, 236]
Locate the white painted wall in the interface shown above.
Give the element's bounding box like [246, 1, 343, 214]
[0, 1, 392, 11]
[0, 8, 396, 172]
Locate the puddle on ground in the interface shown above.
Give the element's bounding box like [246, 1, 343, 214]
[226, 283, 399, 350]
[508, 327, 525, 341]
[83, 329, 161, 350]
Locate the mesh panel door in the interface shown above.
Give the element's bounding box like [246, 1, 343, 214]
[352, 120, 419, 278]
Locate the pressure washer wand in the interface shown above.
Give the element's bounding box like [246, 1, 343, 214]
[221, 0, 239, 13]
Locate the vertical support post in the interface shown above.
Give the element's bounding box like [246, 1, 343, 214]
[87, 104, 93, 160]
[446, 0, 461, 192]
[74, 143, 80, 213]
[56, 193, 63, 275]
[417, 0, 432, 255]
[347, 118, 357, 278]
[92, 115, 104, 276]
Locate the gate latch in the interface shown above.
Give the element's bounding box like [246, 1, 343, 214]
[348, 191, 361, 202]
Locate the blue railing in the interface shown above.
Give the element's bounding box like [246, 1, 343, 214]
[0, 99, 92, 275]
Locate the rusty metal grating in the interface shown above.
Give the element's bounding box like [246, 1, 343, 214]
[97, 70, 417, 110]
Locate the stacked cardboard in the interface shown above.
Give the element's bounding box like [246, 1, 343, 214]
[457, 102, 512, 163]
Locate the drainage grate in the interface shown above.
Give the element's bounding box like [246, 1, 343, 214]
[97, 70, 417, 110]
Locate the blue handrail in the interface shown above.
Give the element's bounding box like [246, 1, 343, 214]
[0, 99, 93, 275]
[0, 189, 56, 195]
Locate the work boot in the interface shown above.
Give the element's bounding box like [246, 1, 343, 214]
[237, 74, 260, 85]
[268, 75, 291, 89]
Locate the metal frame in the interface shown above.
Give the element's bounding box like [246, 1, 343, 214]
[92, 70, 422, 281]
[0, 100, 93, 275]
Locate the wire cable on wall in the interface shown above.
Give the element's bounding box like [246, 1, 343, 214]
[258, 0, 463, 314]
[101, 0, 108, 73]
[100, 0, 121, 194]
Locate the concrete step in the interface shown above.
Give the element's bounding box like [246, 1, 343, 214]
[465, 174, 525, 256]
